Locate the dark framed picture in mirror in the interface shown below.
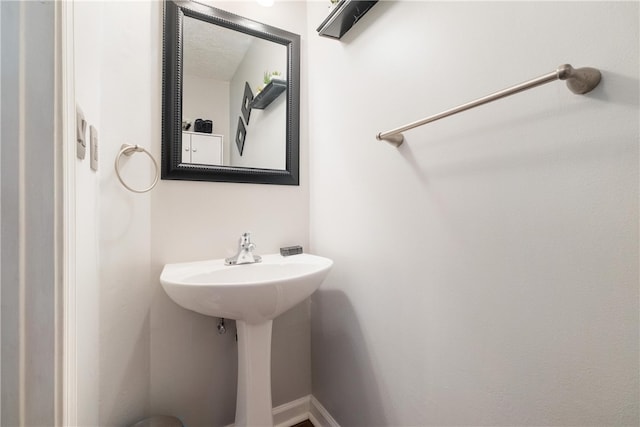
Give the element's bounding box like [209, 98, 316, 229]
[162, 0, 300, 185]
[241, 82, 253, 125]
[236, 117, 246, 156]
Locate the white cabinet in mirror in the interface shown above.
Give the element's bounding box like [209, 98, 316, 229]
[182, 131, 223, 166]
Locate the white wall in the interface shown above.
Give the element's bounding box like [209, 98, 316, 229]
[308, 1, 639, 426]
[73, 2, 102, 425]
[74, 1, 155, 425]
[71, 2, 310, 426]
[150, 2, 310, 426]
[69, 2, 640, 426]
[98, 2, 156, 425]
[229, 39, 287, 169]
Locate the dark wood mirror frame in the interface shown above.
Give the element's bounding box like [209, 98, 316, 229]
[162, 0, 300, 185]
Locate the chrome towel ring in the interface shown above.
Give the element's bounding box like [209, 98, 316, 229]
[114, 144, 159, 193]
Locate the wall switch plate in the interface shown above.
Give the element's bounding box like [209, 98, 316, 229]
[89, 125, 98, 171]
[76, 106, 87, 159]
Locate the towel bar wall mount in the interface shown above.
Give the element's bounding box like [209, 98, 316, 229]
[376, 64, 602, 146]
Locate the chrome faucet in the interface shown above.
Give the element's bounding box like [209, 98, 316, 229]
[225, 232, 262, 265]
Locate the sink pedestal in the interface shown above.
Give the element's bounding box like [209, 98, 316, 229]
[235, 320, 273, 427]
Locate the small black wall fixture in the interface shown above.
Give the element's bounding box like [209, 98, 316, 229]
[317, 0, 378, 40]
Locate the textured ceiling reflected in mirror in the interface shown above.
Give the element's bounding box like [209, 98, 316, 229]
[183, 16, 252, 81]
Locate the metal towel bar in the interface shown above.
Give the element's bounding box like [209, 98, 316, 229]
[376, 64, 601, 146]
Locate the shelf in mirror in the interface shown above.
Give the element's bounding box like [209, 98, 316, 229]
[250, 79, 286, 110]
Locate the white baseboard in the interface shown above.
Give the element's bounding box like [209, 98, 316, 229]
[224, 394, 339, 427]
[308, 396, 340, 427]
[273, 395, 312, 427]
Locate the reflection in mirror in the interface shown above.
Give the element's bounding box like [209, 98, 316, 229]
[182, 16, 287, 169]
[162, 0, 300, 185]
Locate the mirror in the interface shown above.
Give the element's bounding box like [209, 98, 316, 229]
[162, 0, 300, 185]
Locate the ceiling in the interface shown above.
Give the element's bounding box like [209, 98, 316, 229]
[183, 15, 254, 81]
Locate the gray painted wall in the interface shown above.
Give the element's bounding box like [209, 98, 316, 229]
[308, 1, 639, 425]
[1, 3, 21, 423]
[1, 2, 59, 426]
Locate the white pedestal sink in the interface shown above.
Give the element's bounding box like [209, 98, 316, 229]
[160, 253, 333, 426]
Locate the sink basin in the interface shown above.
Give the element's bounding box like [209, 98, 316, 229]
[160, 252, 333, 427]
[160, 253, 332, 324]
